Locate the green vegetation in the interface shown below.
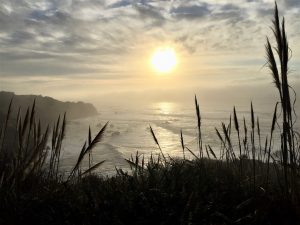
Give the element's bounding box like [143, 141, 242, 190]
[0, 3, 299, 225]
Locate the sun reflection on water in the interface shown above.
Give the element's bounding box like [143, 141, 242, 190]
[155, 102, 175, 115]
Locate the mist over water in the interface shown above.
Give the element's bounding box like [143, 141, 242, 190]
[58, 97, 300, 176]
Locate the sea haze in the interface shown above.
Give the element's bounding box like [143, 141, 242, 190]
[58, 99, 300, 176]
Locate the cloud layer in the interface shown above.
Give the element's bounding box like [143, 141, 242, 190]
[0, 0, 299, 99]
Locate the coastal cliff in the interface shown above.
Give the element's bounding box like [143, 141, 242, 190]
[0, 91, 98, 123]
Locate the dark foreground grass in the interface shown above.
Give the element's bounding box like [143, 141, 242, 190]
[0, 158, 299, 225]
[0, 3, 300, 225]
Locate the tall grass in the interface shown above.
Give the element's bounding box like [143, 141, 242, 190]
[144, 3, 300, 201]
[0, 3, 299, 225]
[265, 3, 299, 199]
[0, 99, 109, 191]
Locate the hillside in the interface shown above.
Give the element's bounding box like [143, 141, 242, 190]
[0, 91, 98, 124]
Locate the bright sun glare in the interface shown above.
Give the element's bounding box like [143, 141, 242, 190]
[151, 47, 177, 73]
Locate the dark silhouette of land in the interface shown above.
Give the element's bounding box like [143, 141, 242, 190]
[0, 91, 98, 123]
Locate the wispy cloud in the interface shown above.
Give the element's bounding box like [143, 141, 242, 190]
[0, 0, 299, 98]
[170, 3, 211, 20]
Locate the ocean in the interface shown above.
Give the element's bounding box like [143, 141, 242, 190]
[58, 101, 300, 176]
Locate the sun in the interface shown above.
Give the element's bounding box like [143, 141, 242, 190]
[151, 47, 177, 73]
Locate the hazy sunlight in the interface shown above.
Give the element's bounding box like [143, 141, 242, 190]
[151, 47, 177, 73]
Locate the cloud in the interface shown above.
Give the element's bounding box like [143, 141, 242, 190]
[107, 0, 132, 9]
[133, 3, 165, 22]
[212, 3, 245, 22]
[170, 3, 211, 20]
[284, 0, 300, 8]
[0, 0, 299, 92]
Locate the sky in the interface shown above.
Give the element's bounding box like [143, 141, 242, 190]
[0, 0, 299, 108]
